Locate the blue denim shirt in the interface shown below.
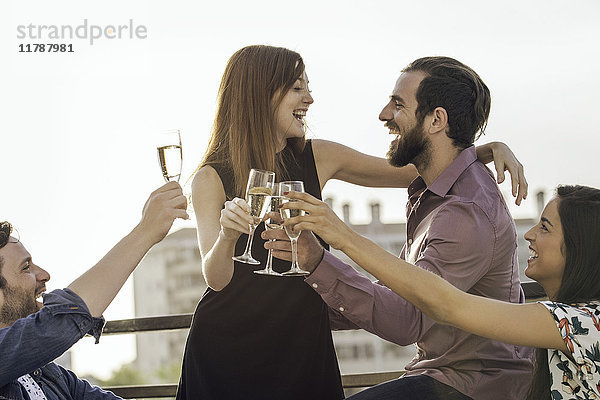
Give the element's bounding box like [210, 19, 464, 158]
[0, 288, 121, 399]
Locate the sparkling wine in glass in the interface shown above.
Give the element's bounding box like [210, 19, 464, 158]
[279, 181, 310, 276]
[254, 187, 283, 276]
[156, 130, 182, 183]
[155, 129, 195, 215]
[232, 169, 275, 265]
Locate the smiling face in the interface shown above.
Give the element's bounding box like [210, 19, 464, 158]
[0, 239, 50, 327]
[379, 71, 432, 169]
[273, 71, 314, 150]
[524, 198, 567, 299]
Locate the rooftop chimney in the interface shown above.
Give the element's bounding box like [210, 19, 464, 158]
[342, 203, 350, 224]
[536, 190, 545, 217]
[370, 202, 381, 225]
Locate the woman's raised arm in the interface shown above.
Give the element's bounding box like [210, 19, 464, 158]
[281, 190, 564, 352]
[312, 139, 527, 204]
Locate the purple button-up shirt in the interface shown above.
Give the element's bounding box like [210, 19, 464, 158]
[306, 146, 533, 399]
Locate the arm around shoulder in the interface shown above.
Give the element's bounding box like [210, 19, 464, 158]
[475, 141, 528, 204]
[312, 139, 418, 188]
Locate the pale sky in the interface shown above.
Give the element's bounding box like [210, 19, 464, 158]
[2, 0, 599, 379]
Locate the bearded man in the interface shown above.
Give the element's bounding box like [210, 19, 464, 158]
[0, 182, 187, 400]
[265, 57, 533, 399]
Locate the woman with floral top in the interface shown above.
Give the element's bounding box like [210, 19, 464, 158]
[282, 184, 600, 399]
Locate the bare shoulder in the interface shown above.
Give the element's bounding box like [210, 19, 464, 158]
[192, 165, 222, 190]
[191, 165, 226, 203]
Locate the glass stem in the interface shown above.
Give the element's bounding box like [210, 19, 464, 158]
[266, 243, 274, 272]
[290, 237, 299, 268]
[244, 224, 256, 255]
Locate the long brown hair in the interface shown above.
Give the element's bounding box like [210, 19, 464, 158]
[527, 185, 600, 399]
[198, 45, 306, 199]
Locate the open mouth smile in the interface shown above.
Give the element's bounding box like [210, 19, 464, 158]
[293, 110, 306, 125]
[386, 123, 401, 137]
[528, 247, 539, 262]
[35, 289, 46, 305]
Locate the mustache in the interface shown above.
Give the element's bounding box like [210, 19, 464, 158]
[385, 122, 400, 130]
[35, 285, 46, 296]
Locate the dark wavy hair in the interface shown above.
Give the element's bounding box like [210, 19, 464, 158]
[0, 221, 13, 289]
[402, 56, 491, 149]
[527, 185, 600, 399]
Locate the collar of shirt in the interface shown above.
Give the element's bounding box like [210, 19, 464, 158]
[408, 145, 477, 200]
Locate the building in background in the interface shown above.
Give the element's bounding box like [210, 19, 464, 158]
[133, 229, 205, 380]
[133, 193, 542, 378]
[55, 351, 72, 370]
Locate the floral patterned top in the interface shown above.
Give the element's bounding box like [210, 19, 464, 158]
[542, 301, 600, 400]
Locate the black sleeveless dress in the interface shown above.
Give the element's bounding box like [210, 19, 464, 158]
[176, 141, 344, 400]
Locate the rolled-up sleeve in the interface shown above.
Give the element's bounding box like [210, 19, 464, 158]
[0, 288, 105, 386]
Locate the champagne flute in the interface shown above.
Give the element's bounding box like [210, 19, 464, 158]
[254, 187, 284, 276]
[155, 129, 194, 214]
[279, 181, 310, 276]
[156, 130, 182, 183]
[232, 169, 275, 265]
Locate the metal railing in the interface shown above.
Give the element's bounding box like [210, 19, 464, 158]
[102, 281, 545, 398]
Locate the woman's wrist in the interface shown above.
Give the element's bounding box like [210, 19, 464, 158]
[335, 224, 360, 254]
[476, 142, 496, 164]
[219, 228, 241, 243]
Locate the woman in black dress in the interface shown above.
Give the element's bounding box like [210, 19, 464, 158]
[177, 45, 526, 399]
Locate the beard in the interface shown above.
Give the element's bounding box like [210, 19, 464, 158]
[386, 119, 432, 170]
[0, 284, 39, 326]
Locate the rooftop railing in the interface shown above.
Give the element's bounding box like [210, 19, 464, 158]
[102, 281, 545, 398]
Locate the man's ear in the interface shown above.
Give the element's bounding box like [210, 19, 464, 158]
[427, 107, 448, 135]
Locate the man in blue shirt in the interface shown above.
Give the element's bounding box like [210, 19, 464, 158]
[0, 181, 188, 400]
